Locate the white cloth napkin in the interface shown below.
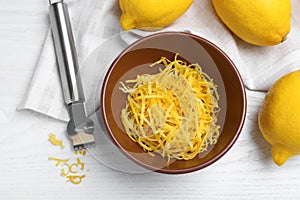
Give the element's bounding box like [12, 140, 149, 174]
[19, 0, 300, 122]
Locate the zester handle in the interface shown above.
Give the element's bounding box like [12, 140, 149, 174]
[48, 0, 84, 104]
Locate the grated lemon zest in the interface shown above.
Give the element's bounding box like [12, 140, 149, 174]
[120, 54, 220, 161]
[49, 145, 88, 185]
[48, 133, 64, 148]
[48, 157, 69, 166]
[66, 175, 86, 185]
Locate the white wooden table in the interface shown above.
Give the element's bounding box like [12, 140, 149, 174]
[1, 1, 300, 199]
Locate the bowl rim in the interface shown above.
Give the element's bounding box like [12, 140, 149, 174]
[100, 31, 247, 174]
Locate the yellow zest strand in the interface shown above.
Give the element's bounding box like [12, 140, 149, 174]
[68, 163, 79, 174]
[66, 175, 86, 185]
[48, 133, 64, 148]
[48, 157, 69, 166]
[61, 168, 69, 177]
[77, 158, 85, 170]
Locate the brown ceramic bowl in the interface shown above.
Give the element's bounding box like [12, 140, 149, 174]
[101, 31, 246, 174]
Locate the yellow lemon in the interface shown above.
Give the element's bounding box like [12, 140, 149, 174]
[258, 70, 300, 166]
[212, 0, 291, 46]
[119, 0, 194, 31]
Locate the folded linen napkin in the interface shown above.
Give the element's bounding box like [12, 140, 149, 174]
[19, 0, 300, 122]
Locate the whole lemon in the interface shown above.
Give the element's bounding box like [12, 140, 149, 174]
[119, 0, 194, 31]
[258, 70, 300, 166]
[212, 0, 291, 46]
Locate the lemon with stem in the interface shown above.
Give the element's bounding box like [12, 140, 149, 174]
[212, 0, 291, 46]
[258, 70, 300, 166]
